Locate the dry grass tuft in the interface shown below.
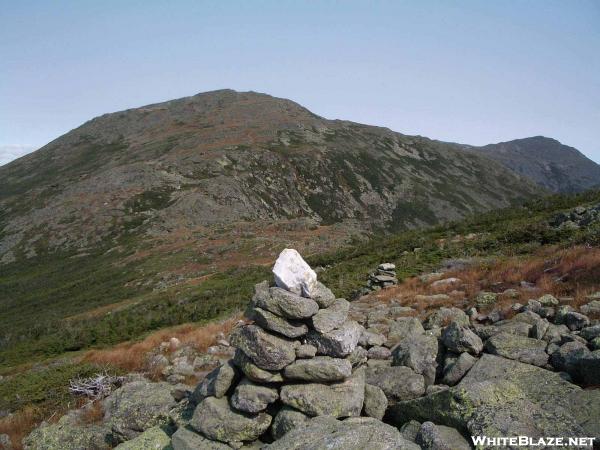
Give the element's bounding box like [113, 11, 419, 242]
[0, 406, 42, 450]
[83, 315, 241, 373]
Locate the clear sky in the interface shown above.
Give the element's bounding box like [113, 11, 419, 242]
[1, 0, 599, 165]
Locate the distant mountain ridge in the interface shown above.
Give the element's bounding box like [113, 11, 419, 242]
[471, 136, 600, 193]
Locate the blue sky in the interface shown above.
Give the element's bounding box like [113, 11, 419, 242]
[1, 0, 599, 165]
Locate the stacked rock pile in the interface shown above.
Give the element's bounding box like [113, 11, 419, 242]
[176, 249, 414, 448]
[363, 263, 398, 294]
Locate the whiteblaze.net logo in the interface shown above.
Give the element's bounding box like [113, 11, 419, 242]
[471, 436, 596, 448]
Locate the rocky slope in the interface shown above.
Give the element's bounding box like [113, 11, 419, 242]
[471, 136, 600, 193]
[0, 89, 543, 267]
[20, 248, 600, 449]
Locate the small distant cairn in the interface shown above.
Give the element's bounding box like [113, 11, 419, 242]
[180, 248, 382, 448]
[367, 263, 398, 291]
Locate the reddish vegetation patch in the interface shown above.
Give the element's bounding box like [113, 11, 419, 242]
[368, 245, 600, 320]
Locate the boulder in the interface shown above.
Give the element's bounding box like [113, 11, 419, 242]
[475, 321, 532, 340]
[564, 311, 591, 331]
[360, 329, 387, 347]
[423, 308, 469, 330]
[312, 299, 349, 333]
[391, 333, 438, 385]
[232, 349, 283, 383]
[551, 341, 590, 379]
[190, 396, 271, 447]
[311, 281, 336, 308]
[103, 380, 177, 442]
[264, 416, 420, 450]
[441, 322, 483, 355]
[581, 324, 600, 341]
[537, 294, 559, 306]
[367, 345, 392, 360]
[578, 350, 600, 386]
[114, 426, 170, 450]
[475, 291, 497, 308]
[230, 379, 279, 413]
[365, 365, 425, 403]
[271, 406, 310, 440]
[272, 248, 317, 297]
[253, 287, 319, 320]
[283, 356, 352, 382]
[386, 317, 425, 348]
[171, 426, 230, 450]
[363, 384, 388, 420]
[441, 352, 476, 386]
[400, 420, 421, 442]
[249, 307, 308, 338]
[306, 321, 362, 357]
[191, 360, 238, 403]
[346, 346, 368, 367]
[415, 422, 471, 450]
[280, 368, 365, 417]
[229, 325, 296, 371]
[484, 332, 549, 367]
[295, 344, 317, 359]
[23, 415, 110, 450]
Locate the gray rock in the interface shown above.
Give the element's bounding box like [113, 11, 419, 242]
[580, 300, 600, 317]
[423, 307, 469, 330]
[306, 320, 362, 357]
[386, 317, 425, 348]
[229, 324, 296, 371]
[190, 396, 271, 447]
[230, 378, 279, 413]
[484, 332, 549, 367]
[191, 360, 238, 403]
[295, 344, 317, 358]
[264, 416, 420, 450]
[171, 426, 230, 450]
[283, 356, 352, 382]
[271, 406, 310, 440]
[113, 426, 171, 450]
[311, 281, 336, 308]
[441, 322, 483, 355]
[400, 420, 421, 442]
[103, 380, 177, 442]
[0, 434, 12, 450]
[22, 416, 110, 450]
[253, 286, 319, 320]
[564, 311, 591, 331]
[359, 329, 386, 347]
[475, 291, 497, 308]
[475, 321, 532, 340]
[250, 307, 308, 338]
[280, 368, 365, 417]
[368, 345, 392, 360]
[591, 337, 600, 350]
[578, 350, 600, 386]
[416, 422, 470, 450]
[391, 333, 438, 385]
[232, 349, 283, 383]
[581, 324, 600, 341]
[537, 294, 559, 306]
[530, 318, 549, 340]
[441, 352, 476, 386]
[312, 298, 349, 333]
[171, 384, 193, 402]
[363, 384, 388, 420]
[346, 346, 369, 367]
[551, 341, 590, 379]
[542, 323, 570, 343]
[365, 365, 425, 403]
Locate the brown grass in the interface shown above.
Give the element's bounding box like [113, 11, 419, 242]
[83, 315, 241, 374]
[0, 406, 43, 450]
[79, 400, 104, 425]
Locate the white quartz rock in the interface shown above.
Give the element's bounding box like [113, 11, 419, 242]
[272, 249, 317, 298]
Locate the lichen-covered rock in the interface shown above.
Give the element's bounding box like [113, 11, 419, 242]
[229, 324, 296, 371]
[190, 397, 271, 447]
[537, 294, 559, 306]
[272, 249, 318, 297]
[283, 356, 352, 382]
[295, 344, 317, 358]
[311, 281, 336, 308]
[312, 298, 349, 333]
[113, 426, 171, 450]
[171, 426, 230, 450]
[368, 345, 392, 360]
[391, 333, 438, 385]
[415, 422, 470, 450]
[306, 321, 362, 357]
[23, 415, 111, 450]
[249, 307, 308, 338]
[400, 420, 421, 442]
[551, 341, 590, 379]
[103, 380, 177, 442]
[232, 349, 284, 383]
[484, 332, 549, 367]
[230, 378, 279, 413]
[271, 406, 310, 440]
[441, 352, 476, 386]
[564, 311, 591, 331]
[264, 416, 420, 450]
[363, 384, 388, 420]
[475, 291, 497, 308]
[191, 360, 238, 404]
[279, 368, 365, 417]
[386, 317, 425, 348]
[441, 322, 483, 355]
[365, 365, 425, 403]
[253, 287, 319, 320]
[359, 329, 386, 347]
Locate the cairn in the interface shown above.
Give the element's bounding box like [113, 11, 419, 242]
[366, 263, 398, 291]
[179, 248, 380, 448]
